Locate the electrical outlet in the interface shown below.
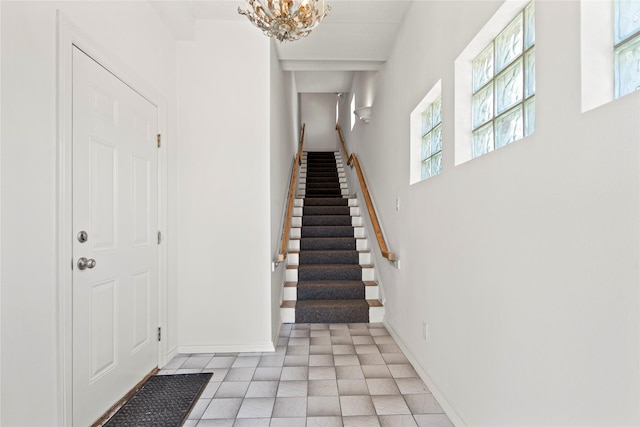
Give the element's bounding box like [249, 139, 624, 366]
[422, 321, 428, 341]
[396, 197, 400, 211]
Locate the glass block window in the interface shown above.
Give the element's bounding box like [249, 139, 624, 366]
[614, 0, 640, 98]
[421, 97, 442, 179]
[471, 1, 535, 158]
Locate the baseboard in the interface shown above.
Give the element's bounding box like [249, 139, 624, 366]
[272, 322, 283, 348]
[163, 346, 179, 368]
[178, 342, 276, 354]
[383, 320, 467, 427]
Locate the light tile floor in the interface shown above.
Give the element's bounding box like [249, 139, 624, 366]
[160, 323, 454, 427]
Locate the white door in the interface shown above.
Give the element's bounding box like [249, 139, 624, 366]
[72, 47, 159, 426]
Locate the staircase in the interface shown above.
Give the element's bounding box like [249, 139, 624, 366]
[281, 151, 384, 323]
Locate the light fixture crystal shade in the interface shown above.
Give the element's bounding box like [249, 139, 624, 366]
[238, 0, 330, 42]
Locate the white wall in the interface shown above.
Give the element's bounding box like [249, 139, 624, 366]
[176, 20, 274, 352]
[0, 2, 178, 425]
[301, 93, 339, 152]
[269, 41, 298, 343]
[340, 1, 640, 425]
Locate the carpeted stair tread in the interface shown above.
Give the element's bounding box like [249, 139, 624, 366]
[305, 175, 343, 181]
[303, 206, 351, 215]
[284, 280, 377, 287]
[301, 198, 350, 206]
[305, 187, 343, 193]
[297, 280, 365, 300]
[306, 163, 338, 167]
[301, 225, 355, 238]
[305, 191, 343, 197]
[302, 215, 353, 226]
[299, 237, 356, 250]
[305, 182, 343, 188]
[299, 250, 359, 265]
[295, 299, 369, 323]
[302, 170, 339, 176]
[297, 264, 364, 281]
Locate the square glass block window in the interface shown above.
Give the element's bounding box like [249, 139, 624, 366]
[421, 97, 443, 180]
[471, 1, 535, 158]
[615, 0, 640, 98]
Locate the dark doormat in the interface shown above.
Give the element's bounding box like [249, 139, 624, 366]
[104, 373, 212, 427]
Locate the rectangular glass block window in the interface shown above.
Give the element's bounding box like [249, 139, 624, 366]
[421, 96, 443, 180]
[614, 0, 640, 98]
[470, 1, 535, 158]
[473, 44, 494, 92]
[495, 59, 523, 115]
[524, 1, 535, 50]
[495, 13, 524, 73]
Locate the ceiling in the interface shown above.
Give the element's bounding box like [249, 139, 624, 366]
[151, 0, 412, 93]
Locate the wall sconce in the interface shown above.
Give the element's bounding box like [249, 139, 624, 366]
[354, 106, 372, 124]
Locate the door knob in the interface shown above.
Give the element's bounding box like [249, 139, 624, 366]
[77, 257, 96, 270]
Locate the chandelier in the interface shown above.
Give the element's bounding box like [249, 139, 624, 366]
[238, 0, 331, 42]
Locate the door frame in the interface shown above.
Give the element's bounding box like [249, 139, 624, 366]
[56, 12, 169, 426]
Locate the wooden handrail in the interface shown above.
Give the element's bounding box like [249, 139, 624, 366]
[278, 124, 306, 262]
[336, 125, 396, 263]
[336, 124, 351, 165]
[299, 123, 305, 165]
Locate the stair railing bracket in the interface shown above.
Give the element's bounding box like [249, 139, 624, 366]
[273, 253, 287, 269]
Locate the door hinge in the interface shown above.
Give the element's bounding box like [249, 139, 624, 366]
[157, 327, 162, 342]
[157, 231, 162, 244]
[157, 134, 161, 148]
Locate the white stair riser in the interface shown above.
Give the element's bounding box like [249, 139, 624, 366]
[362, 267, 375, 281]
[369, 306, 384, 323]
[356, 238, 369, 251]
[281, 307, 295, 323]
[284, 287, 297, 300]
[288, 253, 299, 265]
[365, 286, 379, 299]
[288, 239, 300, 251]
[360, 252, 371, 264]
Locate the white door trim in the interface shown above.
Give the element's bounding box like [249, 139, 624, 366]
[56, 12, 169, 426]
